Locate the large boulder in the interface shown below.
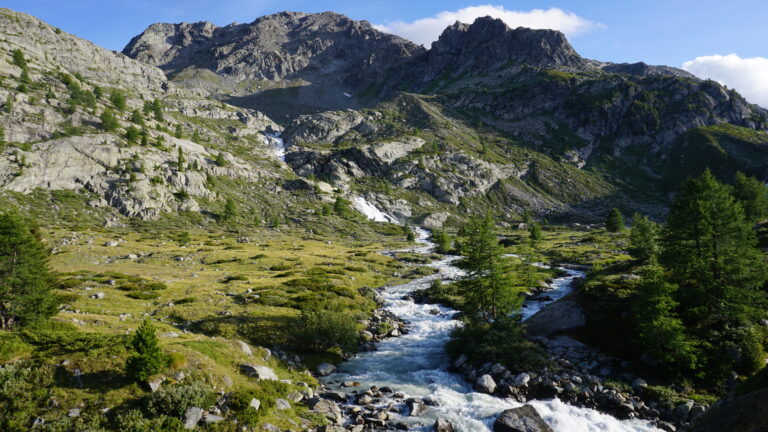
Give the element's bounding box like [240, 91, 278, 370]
[493, 405, 553, 432]
[476, 374, 497, 394]
[689, 387, 768, 432]
[433, 418, 454, 432]
[239, 364, 278, 380]
[308, 398, 343, 424]
[183, 407, 204, 430]
[525, 297, 585, 337]
[316, 363, 336, 376]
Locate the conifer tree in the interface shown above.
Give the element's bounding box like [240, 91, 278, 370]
[176, 147, 186, 172]
[733, 172, 768, 223]
[99, 109, 118, 132]
[529, 223, 542, 244]
[629, 213, 659, 262]
[457, 216, 521, 323]
[126, 318, 168, 382]
[431, 229, 452, 254]
[222, 198, 237, 222]
[0, 211, 60, 329]
[606, 208, 624, 232]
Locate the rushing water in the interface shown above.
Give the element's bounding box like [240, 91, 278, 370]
[263, 132, 286, 161]
[324, 229, 661, 432]
[352, 196, 399, 224]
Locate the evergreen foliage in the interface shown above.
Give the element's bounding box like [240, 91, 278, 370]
[629, 213, 659, 262]
[110, 89, 126, 111]
[456, 216, 521, 323]
[125, 318, 168, 382]
[0, 211, 60, 329]
[222, 198, 237, 222]
[733, 172, 768, 223]
[99, 109, 118, 132]
[606, 208, 624, 232]
[431, 229, 452, 254]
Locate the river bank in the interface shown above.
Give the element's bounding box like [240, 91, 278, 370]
[307, 229, 663, 432]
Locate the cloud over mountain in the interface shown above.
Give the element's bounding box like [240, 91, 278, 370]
[373, 5, 601, 47]
[683, 54, 768, 108]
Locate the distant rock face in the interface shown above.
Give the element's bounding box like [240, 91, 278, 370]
[123, 12, 425, 116]
[400, 16, 586, 92]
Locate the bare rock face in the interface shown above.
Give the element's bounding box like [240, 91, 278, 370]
[525, 297, 586, 337]
[123, 12, 425, 116]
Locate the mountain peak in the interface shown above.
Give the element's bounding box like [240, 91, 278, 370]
[430, 16, 583, 68]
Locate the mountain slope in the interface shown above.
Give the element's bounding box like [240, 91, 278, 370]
[124, 12, 768, 221]
[123, 12, 424, 119]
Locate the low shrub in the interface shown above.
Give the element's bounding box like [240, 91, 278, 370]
[290, 308, 359, 353]
[145, 382, 215, 417]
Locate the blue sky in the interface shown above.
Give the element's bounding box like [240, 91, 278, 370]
[5, 1, 768, 105]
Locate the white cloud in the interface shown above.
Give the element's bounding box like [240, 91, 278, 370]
[373, 5, 601, 47]
[683, 54, 768, 108]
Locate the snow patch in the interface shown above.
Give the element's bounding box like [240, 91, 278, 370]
[343, 92, 353, 98]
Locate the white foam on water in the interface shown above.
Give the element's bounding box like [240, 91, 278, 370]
[324, 229, 661, 432]
[351, 196, 399, 223]
[263, 131, 286, 161]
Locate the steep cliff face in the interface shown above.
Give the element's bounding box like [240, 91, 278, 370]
[0, 9, 300, 221]
[123, 12, 425, 118]
[122, 12, 768, 220]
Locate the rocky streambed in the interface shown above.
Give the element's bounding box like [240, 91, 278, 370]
[305, 229, 671, 432]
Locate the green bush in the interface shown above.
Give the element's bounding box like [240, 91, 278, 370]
[145, 382, 215, 417]
[290, 308, 359, 353]
[446, 317, 548, 373]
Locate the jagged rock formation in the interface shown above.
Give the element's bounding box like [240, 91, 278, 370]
[123, 11, 768, 221]
[0, 8, 292, 220]
[123, 12, 424, 118]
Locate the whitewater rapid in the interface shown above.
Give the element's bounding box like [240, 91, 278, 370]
[324, 228, 660, 432]
[264, 132, 286, 161]
[352, 196, 399, 224]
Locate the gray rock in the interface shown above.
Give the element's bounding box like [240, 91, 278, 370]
[631, 378, 648, 390]
[308, 398, 343, 424]
[514, 373, 531, 387]
[67, 408, 80, 418]
[316, 363, 336, 376]
[525, 298, 586, 337]
[183, 407, 204, 429]
[249, 398, 261, 410]
[275, 398, 290, 410]
[409, 401, 429, 416]
[493, 405, 554, 432]
[476, 374, 497, 394]
[433, 418, 454, 432]
[204, 414, 224, 423]
[239, 364, 278, 380]
[674, 400, 694, 421]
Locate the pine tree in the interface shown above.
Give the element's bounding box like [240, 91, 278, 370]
[629, 213, 659, 262]
[0, 211, 60, 329]
[177, 147, 186, 171]
[529, 223, 542, 244]
[129, 109, 144, 126]
[110, 89, 127, 111]
[222, 198, 237, 222]
[125, 318, 168, 382]
[125, 126, 140, 143]
[457, 216, 521, 323]
[99, 109, 118, 132]
[11, 49, 27, 69]
[733, 172, 768, 223]
[431, 230, 452, 254]
[151, 99, 164, 121]
[215, 152, 228, 167]
[661, 169, 768, 337]
[633, 264, 697, 377]
[605, 208, 624, 232]
[174, 124, 183, 139]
